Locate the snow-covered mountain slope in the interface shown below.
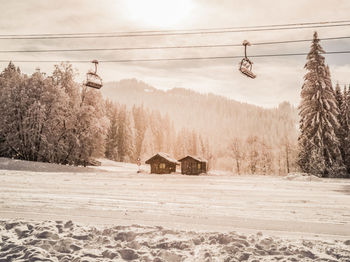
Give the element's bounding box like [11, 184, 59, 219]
[1, 157, 349, 239]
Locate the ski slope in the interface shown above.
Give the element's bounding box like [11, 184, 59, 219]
[1, 157, 349, 239]
[1, 158, 350, 261]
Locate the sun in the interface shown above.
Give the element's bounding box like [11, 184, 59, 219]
[124, 0, 194, 28]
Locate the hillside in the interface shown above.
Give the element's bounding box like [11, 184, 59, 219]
[102, 79, 298, 152]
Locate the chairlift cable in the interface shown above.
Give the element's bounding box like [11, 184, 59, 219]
[1, 50, 350, 64]
[1, 19, 350, 37]
[0, 36, 349, 53]
[4, 19, 350, 36]
[1, 24, 350, 40]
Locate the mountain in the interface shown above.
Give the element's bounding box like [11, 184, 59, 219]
[102, 78, 298, 148]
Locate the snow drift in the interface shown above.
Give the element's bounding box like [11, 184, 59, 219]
[1, 220, 350, 262]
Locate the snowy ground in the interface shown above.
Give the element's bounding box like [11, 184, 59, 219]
[1, 158, 350, 261]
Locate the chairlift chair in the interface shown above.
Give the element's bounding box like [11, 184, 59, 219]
[85, 60, 103, 89]
[239, 40, 256, 79]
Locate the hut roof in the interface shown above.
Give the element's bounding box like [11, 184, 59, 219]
[145, 152, 180, 165]
[178, 155, 208, 163]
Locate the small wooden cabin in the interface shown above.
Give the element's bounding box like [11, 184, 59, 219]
[178, 155, 208, 175]
[145, 153, 179, 174]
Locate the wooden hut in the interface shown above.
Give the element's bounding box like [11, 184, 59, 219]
[145, 153, 179, 174]
[178, 155, 208, 175]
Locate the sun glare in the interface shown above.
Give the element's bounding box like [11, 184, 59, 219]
[124, 0, 194, 28]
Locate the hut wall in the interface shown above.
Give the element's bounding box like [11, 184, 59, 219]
[181, 158, 206, 175]
[148, 156, 176, 174]
[200, 162, 207, 173]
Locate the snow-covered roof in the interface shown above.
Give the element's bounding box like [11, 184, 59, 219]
[145, 152, 180, 164]
[178, 155, 208, 163]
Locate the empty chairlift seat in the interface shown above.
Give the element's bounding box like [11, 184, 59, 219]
[85, 60, 103, 89]
[239, 40, 256, 79]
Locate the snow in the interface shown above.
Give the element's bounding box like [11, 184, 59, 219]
[1, 158, 350, 261]
[178, 155, 208, 163]
[145, 152, 180, 164]
[284, 172, 322, 181]
[1, 220, 349, 261]
[90, 158, 148, 173]
[0, 157, 96, 173]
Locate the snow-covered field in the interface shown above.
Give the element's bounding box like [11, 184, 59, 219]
[1, 157, 350, 261]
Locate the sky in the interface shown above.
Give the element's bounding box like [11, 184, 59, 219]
[0, 0, 349, 107]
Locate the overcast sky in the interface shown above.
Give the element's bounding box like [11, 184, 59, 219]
[0, 0, 349, 107]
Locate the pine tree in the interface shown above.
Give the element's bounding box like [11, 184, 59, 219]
[162, 114, 174, 155]
[51, 63, 82, 164]
[246, 135, 259, 174]
[341, 86, 350, 175]
[298, 32, 346, 177]
[259, 139, 273, 175]
[150, 111, 164, 153]
[334, 82, 348, 170]
[229, 137, 244, 175]
[174, 128, 187, 159]
[132, 105, 147, 159]
[190, 130, 198, 156]
[334, 83, 343, 109]
[105, 106, 119, 160]
[116, 106, 134, 162]
[0, 62, 25, 158]
[141, 126, 155, 159]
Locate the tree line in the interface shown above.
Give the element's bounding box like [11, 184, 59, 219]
[0, 63, 108, 165]
[0, 63, 210, 166]
[104, 101, 211, 164]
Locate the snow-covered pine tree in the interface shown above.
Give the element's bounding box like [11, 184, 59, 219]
[0, 62, 23, 158]
[116, 105, 134, 162]
[132, 105, 147, 160]
[174, 128, 187, 159]
[298, 32, 346, 177]
[334, 83, 343, 109]
[333, 82, 348, 172]
[105, 106, 119, 161]
[341, 85, 350, 175]
[229, 137, 244, 175]
[150, 111, 164, 153]
[77, 87, 109, 164]
[190, 130, 198, 156]
[245, 135, 260, 174]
